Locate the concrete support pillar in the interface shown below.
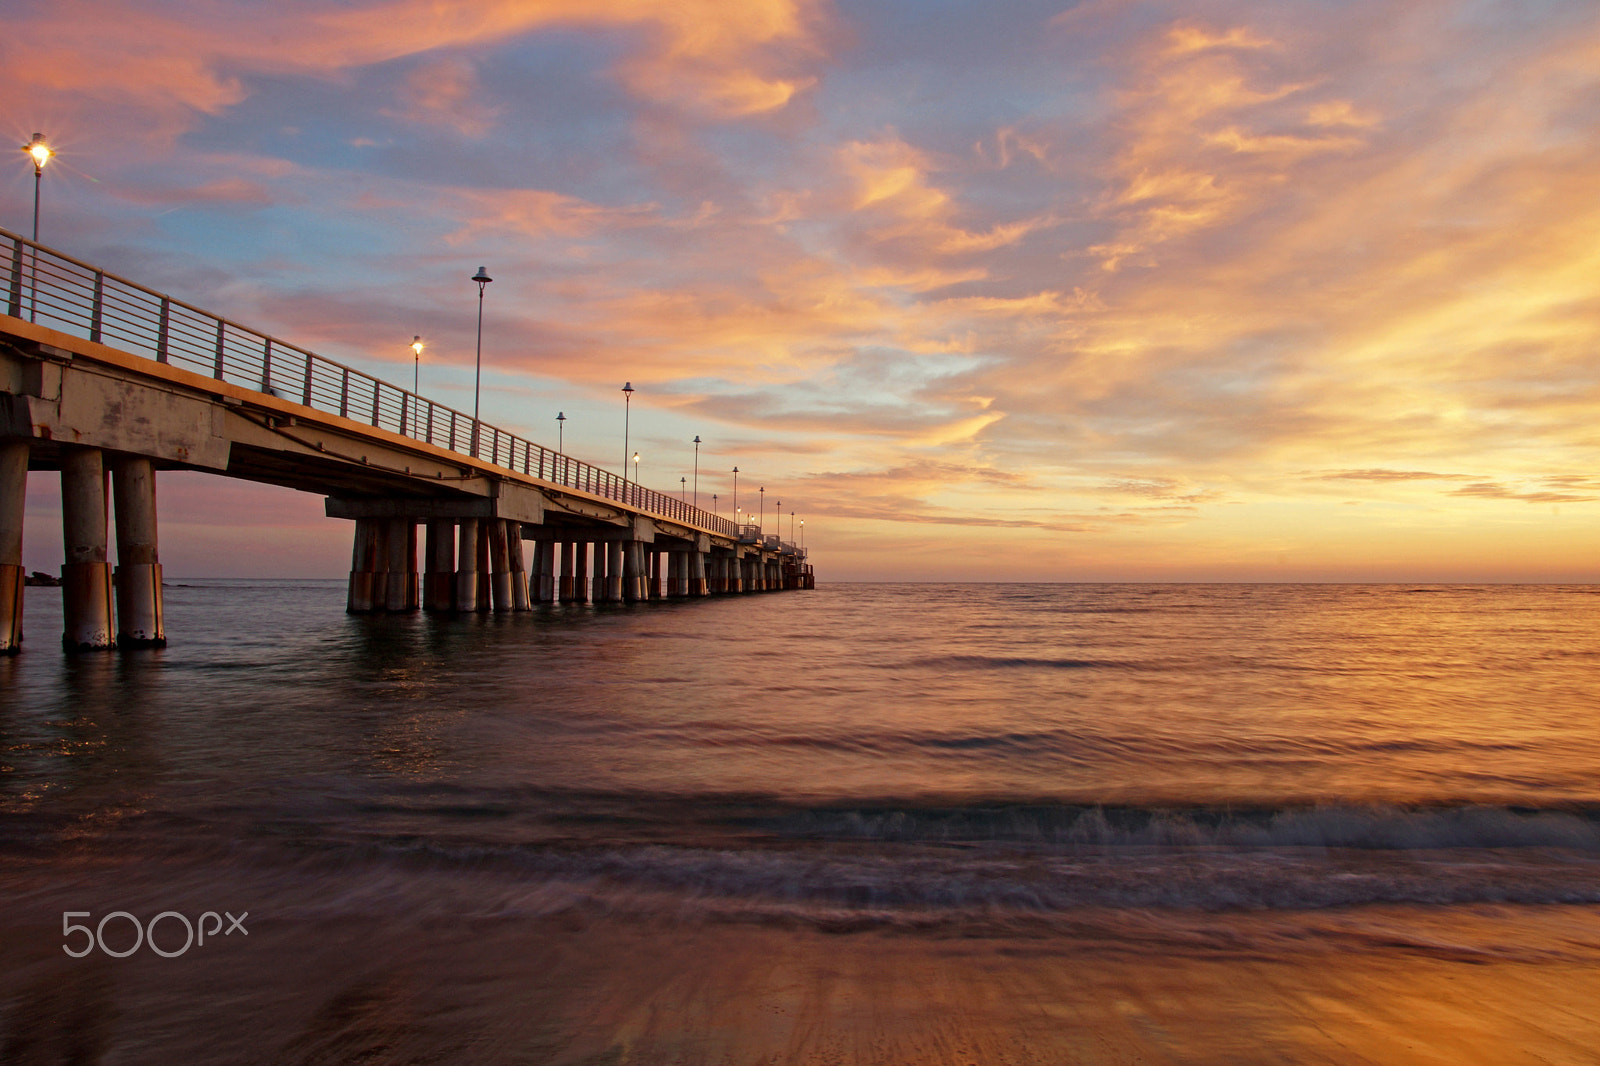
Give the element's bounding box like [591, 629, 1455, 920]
[622, 541, 642, 603]
[382, 518, 415, 612]
[665, 552, 680, 597]
[110, 456, 164, 646]
[60, 447, 115, 649]
[486, 519, 511, 612]
[569, 542, 588, 604]
[424, 519, 455, 612]
[456, 518, 481, 612]
[0, 439, 29, 654]
[347, 517, 378, 612]
[533, 540, 556, 604]
[606, 540, 624, 603]
[590, 542, 608, 603]
[648, 550, 660, 599]
[566, 544, 585, 601]
[508, 522, 531, 610]
[689, 550, 707, 597]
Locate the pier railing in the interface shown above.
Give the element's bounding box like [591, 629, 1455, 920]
[2, 229, 736, 539]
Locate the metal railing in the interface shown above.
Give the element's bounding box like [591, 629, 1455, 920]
[2, 228, 739, 539]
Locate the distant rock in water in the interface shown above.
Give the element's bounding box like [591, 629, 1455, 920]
[25, 571, 60, 587]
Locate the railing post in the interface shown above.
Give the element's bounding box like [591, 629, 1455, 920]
[400, 393, 409, 437]
[261, 337, 272, 390]
[450, 411, 457, 451]
[301, 352, 313, 406]
[5, 237, 21, 318]
[425, 404, 433, 444]
[213, 320, 225, 379]
[156, 297, 170, 363]
[339, 368, 350, 418]
[371, 380, 381, 427]
[89, 272, 104, 343]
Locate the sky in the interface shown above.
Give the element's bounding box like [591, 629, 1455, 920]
[6, 0, 1600, 581]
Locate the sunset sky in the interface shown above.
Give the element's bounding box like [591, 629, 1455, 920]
[7, 0, 1599, 581]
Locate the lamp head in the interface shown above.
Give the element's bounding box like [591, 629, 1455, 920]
[556, 411, 565, 422]
[411, 335, 423, 357]
[23, 133, 51, 171]
[621, 381, 634, 395]
[693, 435, 701, 445]
[471, 266, 492, 286]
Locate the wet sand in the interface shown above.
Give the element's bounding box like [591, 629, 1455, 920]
[5, 879, 1600, 1065]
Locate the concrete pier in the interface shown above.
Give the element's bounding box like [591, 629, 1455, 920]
[347, 517, 377, 613]
[487, 518, 512, 612]
[456, 518, 481, 613]
[532, 539, 555, 604]
[61, 446, 115, 650]
[689, 549, 707, 597]
[111, 456, 165, 645]
[590, 541, 607, 604]
[606, 540, 624, 604]
[0, 439, 27, 653]
[507, 521, 531, 610]
[383, 517, 416, 613]
[424, 519, 455, 612]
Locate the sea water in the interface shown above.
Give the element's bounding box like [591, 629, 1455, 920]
[3, 582, 1600, 1062]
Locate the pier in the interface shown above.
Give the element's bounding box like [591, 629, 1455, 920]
[0, 229, 813, 653]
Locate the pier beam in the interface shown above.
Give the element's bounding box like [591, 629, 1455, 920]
[0, 439, 27, 654]
[110, 456, 165, 646]
[456, 518, 482, 612]
[424, 520, 455, 612]
[60, 446, 115, 650]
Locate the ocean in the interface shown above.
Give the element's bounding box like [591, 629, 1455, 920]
[3, 581, 1600, 1063]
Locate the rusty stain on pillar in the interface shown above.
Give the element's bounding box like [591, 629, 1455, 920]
[424, 519, 455, 612]
[60, 446, 115, 650]
[0, 439, 28, 653]
[111, 456, 165, 646]
[690, 549, 707, 597]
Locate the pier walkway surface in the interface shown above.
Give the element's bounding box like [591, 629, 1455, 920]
[0, 228, 812, 652]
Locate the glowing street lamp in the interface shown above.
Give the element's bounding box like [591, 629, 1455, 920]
[411, 335, 423, 394]
[556, 411, 566, 453]
[470, 266, 492, 456]
[21, 133, 52, 324]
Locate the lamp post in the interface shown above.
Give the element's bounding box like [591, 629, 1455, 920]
[411, 336, 423, 394]
[800, 518, 805, 553]
[713, 493, 718, 518]
[680, 476, 687, 501]
[470, 266, 492, 456]
[732, 467, 739, 517]
[556, 411, 566, 453]
[621, 382, 634, 477]
[759, 487, 765, 532]
[692, 435, 701, 509]
[22, 133, 52, 324]
[632, 451, 640, 502]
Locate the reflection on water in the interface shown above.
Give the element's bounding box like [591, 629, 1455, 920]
[3, 582, 1600, 1062]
